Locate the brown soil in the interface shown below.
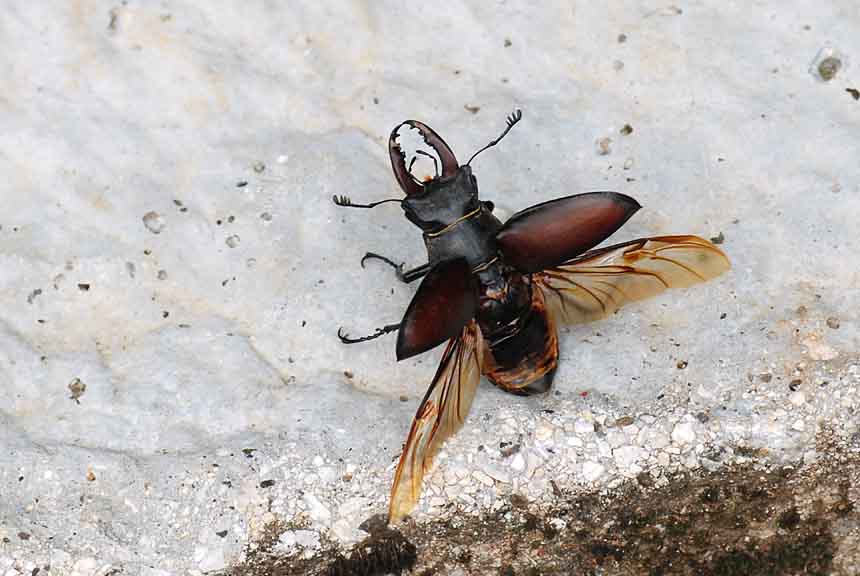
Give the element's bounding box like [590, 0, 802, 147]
[223, 432, 860, 575]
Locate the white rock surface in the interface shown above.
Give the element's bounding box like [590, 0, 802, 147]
[1, 1, 858, 573]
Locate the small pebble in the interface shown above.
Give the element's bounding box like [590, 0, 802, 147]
[225, 235, 240, 248]
[826, 316, 840, 329]
[472, 470, 494, 487]
[302, 492, 331, 524]
[574, 419, 594, 435]
[143, 211, 166, 234]
[535, 422, 555, 441]
[613, 445, 645, 470]
[596, 137, 612, 156]
[672, 421, 696, 445]
[817, 56, 842, 81]
[789, 391, 806, 406]
[615, 415, 635, 427]
[510, 453, 525, 472]
[68, 377, 87, 402]
[482, 463, 511, 483]
[581, 461, 605, 482]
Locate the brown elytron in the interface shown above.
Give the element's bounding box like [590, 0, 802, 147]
[333, 111, 730, 523]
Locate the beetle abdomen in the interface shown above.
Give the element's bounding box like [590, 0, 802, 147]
[481, 285, 559, 395]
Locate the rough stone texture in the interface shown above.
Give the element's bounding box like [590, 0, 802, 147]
[1, 1, 858, 574]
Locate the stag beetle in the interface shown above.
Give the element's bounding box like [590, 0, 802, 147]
[334, 110, 729, 522]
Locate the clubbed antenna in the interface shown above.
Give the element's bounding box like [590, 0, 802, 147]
[466, 109, 523, 166]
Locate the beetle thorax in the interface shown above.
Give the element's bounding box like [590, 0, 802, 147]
[401, 168, 477, 231]
[400, 167, 502, 269]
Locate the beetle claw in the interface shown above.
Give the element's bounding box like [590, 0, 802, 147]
[402, 120, 458, 178]
[361, 252, 405, 275]
[389, 125, 423, 196]
[338, 323, 401, 344]
[506, 109, 523, 128]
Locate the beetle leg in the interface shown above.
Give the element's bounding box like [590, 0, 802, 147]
[361, 252, 402, 272]
[332, 195, 402, 209]
[399, 262, 431, 283]
[337, 323, 401, 344]
[361, 252, 430, 284]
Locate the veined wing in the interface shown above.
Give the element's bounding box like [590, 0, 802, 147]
[389, 321, 483, 523]
[534, 235, 730, 325]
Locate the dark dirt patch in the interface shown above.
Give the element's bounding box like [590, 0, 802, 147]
[222, 437, 858, 575]
[324, 528, 416, 576]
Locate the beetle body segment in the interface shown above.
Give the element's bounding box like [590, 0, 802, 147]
[480, 276, 559, 395]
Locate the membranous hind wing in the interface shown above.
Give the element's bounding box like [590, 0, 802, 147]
[535, 235, 730, 325]
[389, 322, 483, 523]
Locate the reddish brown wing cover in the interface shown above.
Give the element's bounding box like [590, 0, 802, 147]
[496, 192, 641, 273]
[396, 258, 479, 361]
